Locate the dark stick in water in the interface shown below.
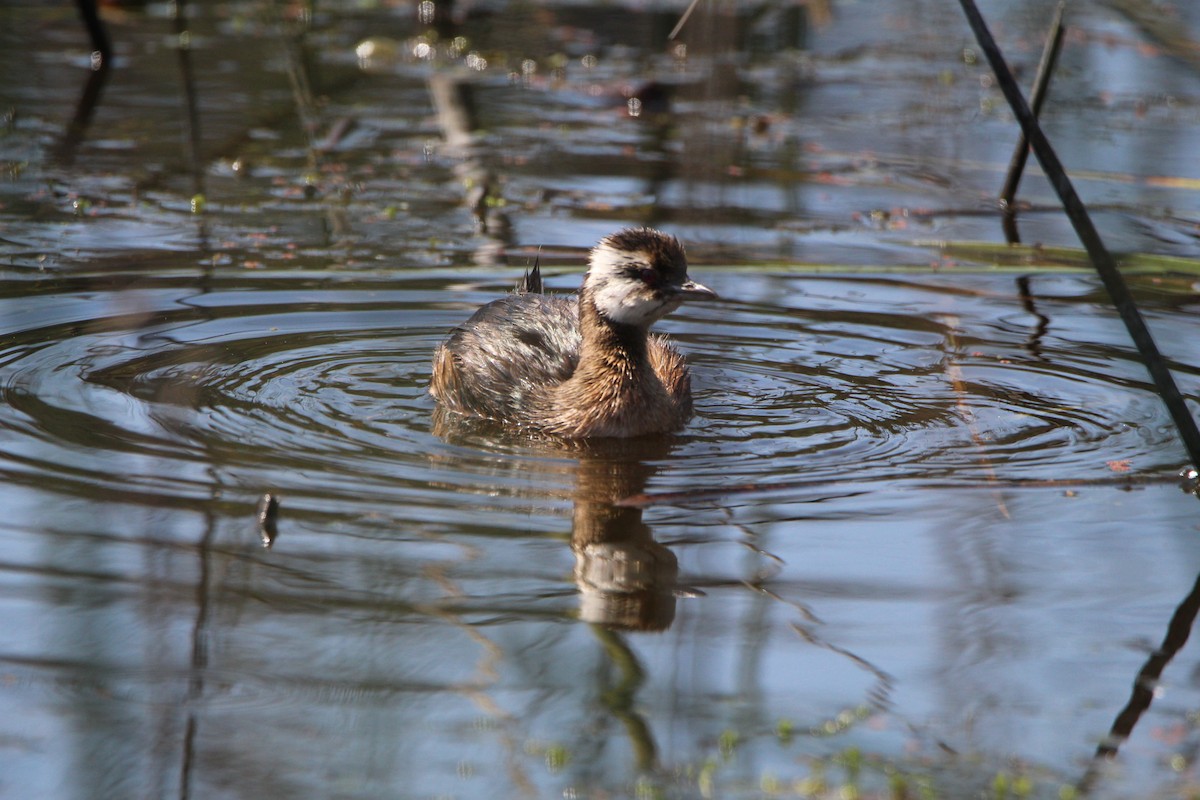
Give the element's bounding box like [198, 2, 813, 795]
[56, 0, 113, 163]
[958, 0, 1200, 470]
[73, 0, 111, 63]
[668, 0, 702, 40]
[999, 0, 1067, 211]
[1076, 570, 1200, 793]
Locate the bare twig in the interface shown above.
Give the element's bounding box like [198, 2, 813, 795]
[999, 0, 1067, 209]
[174, 0, 205, 199]
[73, 0, 112, 63]
[668, 0, 702, 40]
[959, 0, 1200, 469]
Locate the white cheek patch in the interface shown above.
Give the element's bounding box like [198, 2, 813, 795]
[591, 278, 665, 325]
[587, 244, 670, 326]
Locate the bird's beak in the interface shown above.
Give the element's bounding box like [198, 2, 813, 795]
[675, 279, 718, 300]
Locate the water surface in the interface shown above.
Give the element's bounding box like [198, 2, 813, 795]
[3, 1, 1200, 798]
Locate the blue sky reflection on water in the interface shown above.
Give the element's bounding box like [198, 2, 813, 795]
[2, 1, 1200, 798]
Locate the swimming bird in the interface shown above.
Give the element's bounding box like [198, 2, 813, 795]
[430, 227, 717, 438]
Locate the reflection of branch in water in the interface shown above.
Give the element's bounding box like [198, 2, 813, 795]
[271, 2, 354, 243]
[56, 0, 113, 163]
[174, 0, 205, 202]
[419, 559, 539, 799]
[56, 64, 111, 165]
[1077, 570, 1200, 796]
[74, 0, 112, 61]
[722, 507, 814, 622]
[625, 82, 678, 226]
[428, 72, 514, 265]
[1016, 275, 1050, 362]
[791, 622, 895, 715]
[179, 510, 216, 800]
[724, 508, 892, 724]
[737, 525, 896, 745]
[590, 624, 658, 772]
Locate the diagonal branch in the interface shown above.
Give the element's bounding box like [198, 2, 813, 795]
[958, 0, 1200, 469]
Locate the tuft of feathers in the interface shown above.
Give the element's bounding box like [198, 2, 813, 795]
[518, 254, 543, 294]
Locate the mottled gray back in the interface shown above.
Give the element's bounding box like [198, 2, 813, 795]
[441, 293, 581, 419]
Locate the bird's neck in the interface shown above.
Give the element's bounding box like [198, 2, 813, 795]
[577, 291, 650, 379]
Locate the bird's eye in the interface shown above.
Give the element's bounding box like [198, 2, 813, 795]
[637, 267, 659, 287]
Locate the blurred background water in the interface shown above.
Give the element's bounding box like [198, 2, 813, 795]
[2, 1, 1200, 798]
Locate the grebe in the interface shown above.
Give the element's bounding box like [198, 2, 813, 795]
[430, 227, 717, 438]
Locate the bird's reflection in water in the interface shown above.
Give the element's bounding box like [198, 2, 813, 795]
[432, 407, 681, 632]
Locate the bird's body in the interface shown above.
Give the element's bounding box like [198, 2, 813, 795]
[430, 228, 715, 438]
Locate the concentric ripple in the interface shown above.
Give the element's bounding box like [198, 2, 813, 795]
[2, 265, 1195, 525]
[672, 271, 1197, 493]
[2, 272, 450, 518]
